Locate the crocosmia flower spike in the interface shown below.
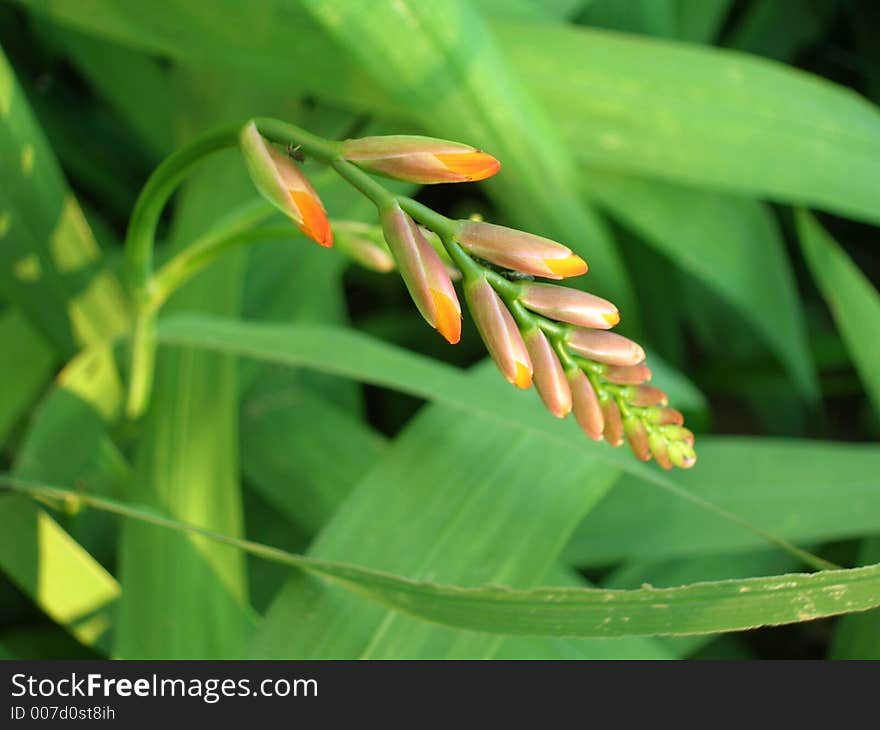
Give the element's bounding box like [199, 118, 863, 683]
[239, 121, 332, 247]
[341, 135, 501, 184]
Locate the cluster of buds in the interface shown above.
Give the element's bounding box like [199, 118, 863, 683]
[238, 122, 695, 469]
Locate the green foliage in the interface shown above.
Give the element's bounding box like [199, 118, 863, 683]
[1, 0, 879, 660]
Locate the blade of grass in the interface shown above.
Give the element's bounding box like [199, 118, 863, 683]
[251, 394, 619, 658]
[796, 209, 880, 416]
[155, 314, 836, 571]
[5, 476, 879, 639]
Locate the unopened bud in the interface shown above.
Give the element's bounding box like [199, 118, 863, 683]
[600, 396, 624, 446]
[602, 363, 652, 385]
[518, 283, 619, 329]
[455, 221, 587, 280]
[524, 328, 571, 418]
[341, 135, 500, 184]
[381, 203, 461, 344]
[465, 277, 532, 389]
[566, 329, 646, 366]
[239, 122, 332, 247]
[648, 431, 673, 470]
[568, 370, 603, 441]
[668, 440, 697, 469]
[629, 385, 668, 407]
[623, 414, 651, 461]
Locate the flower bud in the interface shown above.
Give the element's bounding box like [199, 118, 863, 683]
[455, 221, 587, 279]
[518, 283, 619, 329]
[629, 385, 668, 407]
[568, 369, 603, 441]
[341, 135, 500, 184]
[660, 425, 695, 446]
[668, 440, 697, 469]
[566, 329, 645, 366]
[381, 203, 461, 344]
[465, 278, 532, 389]
[333, 225, 395, 273]
[648, 432, 673, 470]
[645, 408, 684, 426]
[623, 414, 651, 461]
[239, 122, 332, 247]
[524, 328, 571, 418]
[602, 363, 652, 385]
[600, 396, 624, 446]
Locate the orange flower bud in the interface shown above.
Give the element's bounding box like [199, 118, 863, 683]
[455, 221, 587, 280]
[465, 277, 532, 389]
[600, 396, 624, 446]
[524, 328, 571, 418]
[602, 363, 652, 385]
[341, 135, 500, 184]
[239, 122, 332, 247]
[629, 385, 669, 407]
[380, 203, 461, 344]
[568, 370, 603, 441]
[519, 283, 619, 329]
[566, 329, 645, 366]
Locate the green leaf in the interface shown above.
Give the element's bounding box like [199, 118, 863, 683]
[565, 438, 880, 566]
[797, 209, 880, 416]
[155, 314, 833, 572]
[114, 76, 263, 660]
[0, 308, 55, 446]
[251, 392, 619, 658]
[0, 496, 119, 650]
[495, 21, 880, 225]
[6, 477, 880, 640]
[830, 538, 880, 659]
[0, 45, 130, 356]
[586, 172, 817, 399]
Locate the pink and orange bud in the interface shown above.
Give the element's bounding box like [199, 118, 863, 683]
[524, 328, 571, 418]
[629, 385, 669, 407]
[568, 369, 604, 441]
[566, 329, 645, 367]
[600, 396, 624, 446]
[603, 363, 652, 386]
[380, 202, 461, 344]
[623, 414, 651, 461]
[465, 277, 532, 389]
[455, 221, 587, 280]
[519, 283, 619, 329]
[239, 122, 332, 247]
[341, 135, 500, 184]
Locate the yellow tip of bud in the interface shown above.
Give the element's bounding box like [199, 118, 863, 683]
[434, 152, 501, 182]
[544, 254, 588, 278]
[602, 311, 620, 327]
[513, 361, 533, 390]
[430, 289, 462, 345]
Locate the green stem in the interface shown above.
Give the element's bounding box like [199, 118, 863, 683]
[123, 125, 239, 418]
[125, 124, 240, 302]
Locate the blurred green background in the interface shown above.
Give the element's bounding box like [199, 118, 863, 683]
[1, 0, 879, 660]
